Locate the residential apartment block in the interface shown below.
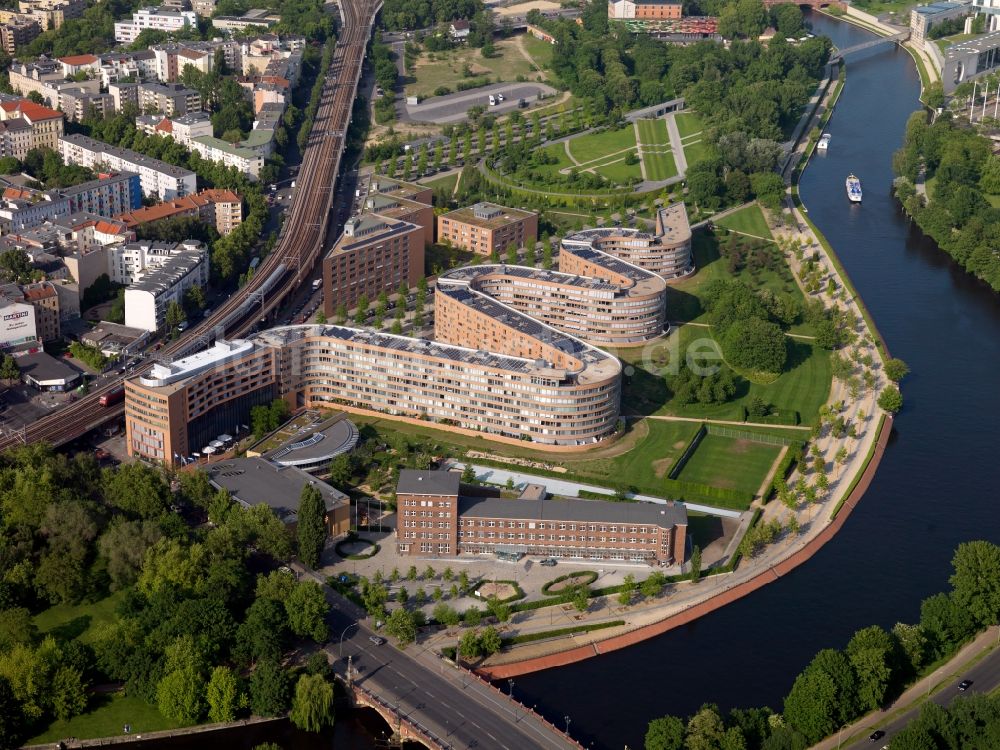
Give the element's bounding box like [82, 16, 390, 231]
[0, 172, 141, 233]
[116, 188, 243, 235]
[114, 7, 198, 44]
[321, 213, 425, 316]
[17, 0, 85, 29]
[363, 176, 434, 248]
[395, 470, 688, 564]
[0, 17, 40, 55]
[212, 9, 279, 32]
[59, 134, 197, 200]
[138, 82, 201, 116]
[136, 111, 213, 145]
[0, 99, 63, 151]
[120, 240, 208, 331]
[0, 118, 34, 160]
[436, 202, 538, 256]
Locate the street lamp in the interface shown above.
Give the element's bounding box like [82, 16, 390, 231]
[339, 622, 358, 657]
[508, 678, 515, 697]
[565, 715, 571, 735]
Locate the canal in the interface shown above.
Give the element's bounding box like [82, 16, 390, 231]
[515, 11, 1000, 750]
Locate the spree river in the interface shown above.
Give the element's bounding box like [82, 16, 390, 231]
[515, 11, 1000, 750]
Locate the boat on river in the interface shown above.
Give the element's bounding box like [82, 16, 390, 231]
[817, 133, 830, 150]
[846, 174, 862, 202]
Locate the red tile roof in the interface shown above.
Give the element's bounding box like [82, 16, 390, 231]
[0, 100, 63, 122]
[58, 54, 98, 66]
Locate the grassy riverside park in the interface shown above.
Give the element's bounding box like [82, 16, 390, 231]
[715, 203, 774, 238]
[674, 111, 705, 139]
[675, 434, 783, 495]
[33, 590, 126, 645]
[636, 118, 677, 181]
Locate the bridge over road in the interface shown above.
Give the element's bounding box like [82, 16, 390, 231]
[293, 564, 582, 750]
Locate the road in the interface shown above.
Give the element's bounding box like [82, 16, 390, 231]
[402, 83, 558, 124]
[295, 565, 581, 750]
[0, 0, 381, 453]
[820, 627, 1000, 749]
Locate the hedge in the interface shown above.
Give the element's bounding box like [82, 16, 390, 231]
[501, 619, 626, 646]
[667, 424, 707, 480]
[540, 571, 598, 596]
[477, 579, 525, 604]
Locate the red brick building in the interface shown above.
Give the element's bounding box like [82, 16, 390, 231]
[395, 470, 688, 566]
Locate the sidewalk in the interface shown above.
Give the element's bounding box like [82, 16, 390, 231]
[810, 626, 1000, 749]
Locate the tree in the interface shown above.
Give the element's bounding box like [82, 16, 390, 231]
[206, 666, 239, 723]
[285, 581, 329, 642]
[459, 629, 482, 659]
[103, 462, 171, 518]
[618, 573, 637, 606]
[686, 705, 726, 750]
[949, 541, 1000, 628]
[165, 300, 186, 333]
[297, 485, 326, 568]
[0, 354, 19, 380]
[645, 715, 685, 750]
[640, 572, 666, 599]
[327, 453, 353, 486]
[289, 673, 335, 732]
[884, 357, 910, 382]
[0, 676, 24, 750]
[250, 658, 290, 717]
[877, 385, 903, 414]
[572, 585, 589, 612]
[845, 625, 895, 712]
[433, 603, 461, 626]
[479, 625, 503, 655]
[386, 607, 417, 646]
[782, 649, 857, 743]
[723, 318, 788, 373]
[99, 518, 162, 590]
[51, 666, 88, 721]
[460, 464, 477, 484]
[690, 545, 702, 582]
[157, 667, 206, 725]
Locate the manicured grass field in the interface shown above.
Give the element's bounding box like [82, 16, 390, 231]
[715, 203, 774, 239]
[33, 591, 125, 645]
[636, 119, 677, 181]
[531, 143, 575, 176]
[613, 325, 831, 425]
[405, 38, 538, 99]
[568, 125, 637, 165]
[676, 434, 782, 495]
[349, 414, 701, 497]
[674, 111, 705, 139]
[29, 694, 182, 744]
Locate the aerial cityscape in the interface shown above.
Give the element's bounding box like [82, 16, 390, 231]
[0, 0, 997, 747]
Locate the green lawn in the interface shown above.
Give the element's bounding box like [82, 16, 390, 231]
[674, 111, 705, 139]
[934, 32, 979, 52]
[715, 203, 773, 239]
[350, 414, 701, 497]
[592, 158, 644, 183]
[568, 125, 637, 164]
[33, 591, 125, 645]
[29, 693, 182, 744]
[668, 231, 808, 331]
[613, 326, 830, 425]
[643, 149, 677, 181]
[531, 143, 575, 177]
[405, 38, 539, 99]
[421, 172, 458, 195]
[682, 138, 715, 167]
[636, 118, 676, 181]
[522, 33, 555, 70]
[677, 434, 782, 495]
[636, 118, 670, 147]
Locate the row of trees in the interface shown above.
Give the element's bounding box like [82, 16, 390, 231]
[894, 111, 1000, 293]
[531, 1, 830, 141]
[645, 541, 1000, 749]
[0, 447, 339, 744]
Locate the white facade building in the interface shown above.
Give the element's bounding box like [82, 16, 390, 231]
[114, 7, 197, 44]
[121, 240, 208, 331]
[59, 134, 197, 201]
[0, 298, 37, 351]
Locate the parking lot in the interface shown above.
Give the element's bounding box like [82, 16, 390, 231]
[403, 82, 558, 124]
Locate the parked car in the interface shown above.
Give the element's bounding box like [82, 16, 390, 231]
[540, 558, 557, 567]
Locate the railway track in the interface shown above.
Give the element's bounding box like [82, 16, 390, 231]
[0, 0, 382, 453]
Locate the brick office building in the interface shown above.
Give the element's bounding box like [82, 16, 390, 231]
[395, 470, 688, 565]
[436, 202, 538, 256]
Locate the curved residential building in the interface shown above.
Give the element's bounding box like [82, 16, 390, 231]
[561, 202, 694, 281]
[124, 203, 696, 462]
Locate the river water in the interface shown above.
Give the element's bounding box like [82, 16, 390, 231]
[150, 13, 1000, 750]
[515, 12, 1000, 750]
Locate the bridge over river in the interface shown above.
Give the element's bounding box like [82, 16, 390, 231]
[293, 564, 582, 750]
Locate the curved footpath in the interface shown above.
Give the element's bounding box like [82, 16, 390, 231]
[473, 62, 897, 678]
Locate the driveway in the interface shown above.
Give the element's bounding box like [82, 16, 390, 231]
[402, 82, 558, 124]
